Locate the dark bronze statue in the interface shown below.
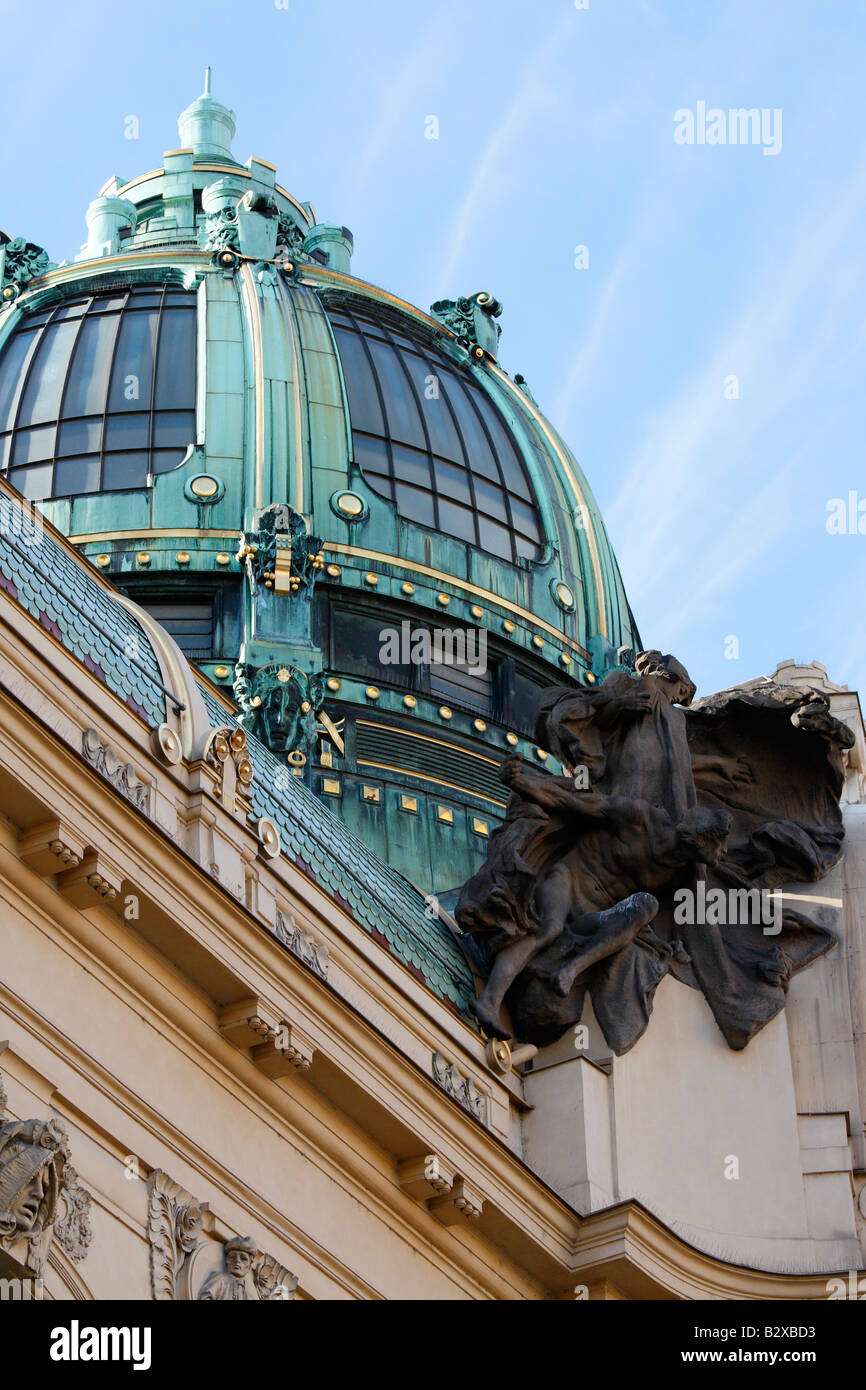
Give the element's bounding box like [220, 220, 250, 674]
[456, 651, 854, 1053]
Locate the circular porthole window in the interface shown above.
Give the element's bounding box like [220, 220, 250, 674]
[330, 490, 368, 521]
[185, 474, 225, 504]
[551, 579, 575, 611]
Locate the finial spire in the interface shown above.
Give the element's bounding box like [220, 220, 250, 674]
[177, 70, 237, 165]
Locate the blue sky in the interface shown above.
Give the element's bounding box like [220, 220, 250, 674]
[2, 0, 865, 701]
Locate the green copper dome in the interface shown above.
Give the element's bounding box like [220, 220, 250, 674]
[0, 78, 640, 899]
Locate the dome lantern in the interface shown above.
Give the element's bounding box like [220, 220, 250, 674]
[177, 67, 237, 164]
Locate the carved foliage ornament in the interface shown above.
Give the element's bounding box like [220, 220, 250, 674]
[430, 291, 502, 358]
[275, 910, 329, 980]
[147, 1170, 298, 1301]
[203, 205, 240, 255]
[82, 729, 149, 813]
[431, 1053, 486, 1124]
[0, 230, 56, 299]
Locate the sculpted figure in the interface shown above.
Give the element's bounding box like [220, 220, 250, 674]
[0, 1087, 70, 1275]
[198, 1234, 259, 1300]
[459, 753, 730, 1039]
[457, 650, 852, 1053]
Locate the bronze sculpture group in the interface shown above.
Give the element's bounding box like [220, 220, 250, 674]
[456, 651, 853, 1054]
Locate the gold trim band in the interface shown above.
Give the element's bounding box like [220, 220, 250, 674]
[69, 529, 237, 542]
[325, 545, 588, 658]
[356, 759, 507, 809]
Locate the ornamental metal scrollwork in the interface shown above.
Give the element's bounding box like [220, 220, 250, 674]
[0, 230, 56, 300]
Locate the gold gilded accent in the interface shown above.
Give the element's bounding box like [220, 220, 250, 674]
[362, 785, 380, 803]
[536, 749, 549, 761]
[322, 778, 341, 796]
[472, 818, 490, 837]
[506, 733, 519, 746]
[403, 695, 417, 709]
[213, 665, 230, 680]
[326, 564, 341, 577]
[336, 492, 364, 516]
[503, 620, 515, 634]
[190, 475, 219, 499]
[533, 635, 544, 649]
[473, 719, 487, 732]
[436, 806, 454, 825]
[71, 529, 237, 542]
[326, 678, 342, 692]
[439, 706, 452, 720]
[176, 551, 190, 565]
[471, 605, 483, 618]
[400, 794, 418, 813]
[357, 759, 506, 809]
[401, 582, 415, 595]
[356, 719, 500, 766]
[136, 551, 151, 565]
[366, 686, 380, 700]
[318, 709, 346, 755]
[96, 554, 111, 568]
[365, 572, 379, 586]
[437, 593, 450, 606]
[216, 552, 231, 565]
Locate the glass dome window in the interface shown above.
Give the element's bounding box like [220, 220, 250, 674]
[327, 299, 543, 563]
[0, 285, 197, 499]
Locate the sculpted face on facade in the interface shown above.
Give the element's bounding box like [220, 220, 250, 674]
[0, 1077, 92, 1279]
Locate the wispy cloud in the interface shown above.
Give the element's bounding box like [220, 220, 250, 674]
[426, 21, 568, 298]
[349, 21, 450, 201]
[606, 155, 866, 627]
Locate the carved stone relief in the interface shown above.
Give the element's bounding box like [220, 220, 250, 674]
[0, 1071, 89, 1279]
[82, 729, 149, 813]
[147, 1169, 298, 1301]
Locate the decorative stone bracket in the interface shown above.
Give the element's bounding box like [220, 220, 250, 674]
[397, 1155, 484, 1226]
[58, 849, 124, 911]
[218, 999, 316, 1075]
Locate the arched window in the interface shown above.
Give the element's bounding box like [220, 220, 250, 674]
[327, 298, 542, 563]
[0, 284, 197, 498]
